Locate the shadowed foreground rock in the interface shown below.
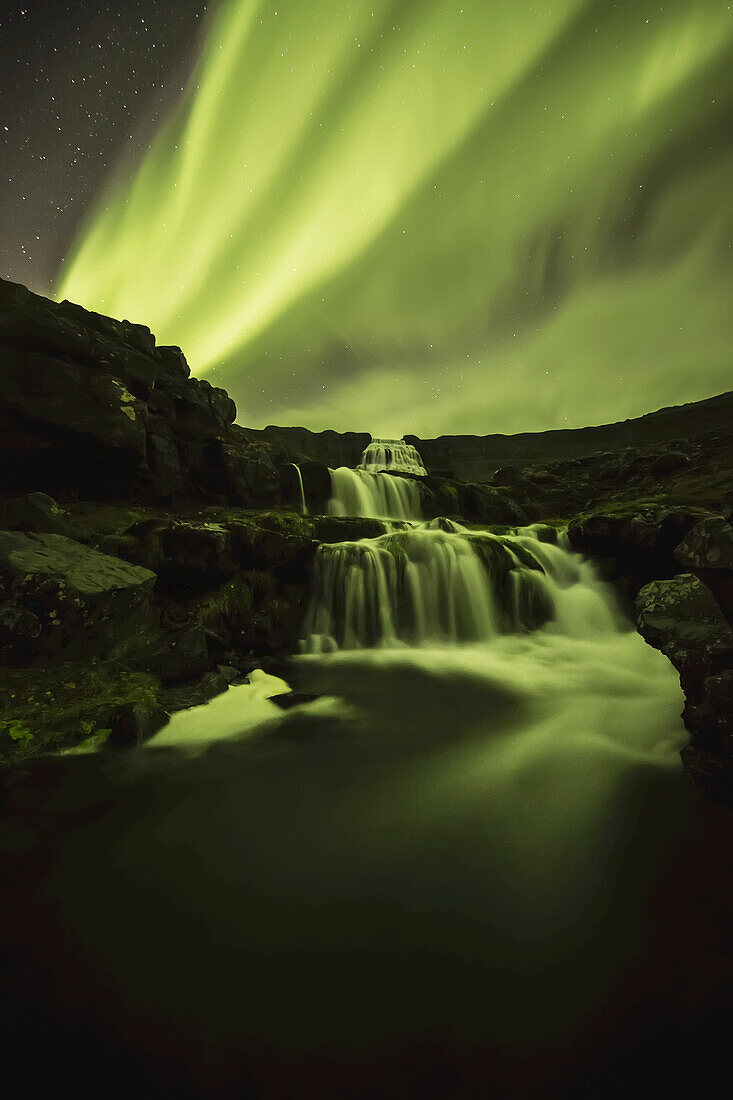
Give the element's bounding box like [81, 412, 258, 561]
[636, 573, 733, 801]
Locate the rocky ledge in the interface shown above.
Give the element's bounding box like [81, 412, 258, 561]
[2, 277, 733, 801]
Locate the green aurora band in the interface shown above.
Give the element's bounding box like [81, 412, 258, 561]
[56, 0, 733, 436]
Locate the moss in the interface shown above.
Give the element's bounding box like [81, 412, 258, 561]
[0, 660, 162, 764]
[195, 574, 256, 635]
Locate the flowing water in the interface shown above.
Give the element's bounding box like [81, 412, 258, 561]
[358, 438, 427, 475]
[327, 464, 422, 520]
[3, 456, 731, 1096]
[289, 462, 308, 515]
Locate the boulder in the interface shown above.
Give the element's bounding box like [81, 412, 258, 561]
[636, 573, 733, 802]
[676, 516, 733, 572]
[0, 530, 157, 661]
[675, 517, 733, 624]
[568, 506, 709, 590]
[0, 493, 79, 537]
[635, 573, 733, 689]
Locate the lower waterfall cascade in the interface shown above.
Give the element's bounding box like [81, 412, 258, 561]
[300, 520, 624, 653]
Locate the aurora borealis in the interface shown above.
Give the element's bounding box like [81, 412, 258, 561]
[55, 0, 733, 436]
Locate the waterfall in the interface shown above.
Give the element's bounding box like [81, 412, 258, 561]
[358, 438, 427, 475]
[300, 521, 613, 653]
[290, 463, 308, 515]
[327, 466, 423, 520]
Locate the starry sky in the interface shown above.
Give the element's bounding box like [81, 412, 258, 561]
[0, 1, 209, 289]
[3, 1, 733, 437]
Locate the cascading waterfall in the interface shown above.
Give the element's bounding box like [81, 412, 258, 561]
[327, 466, 423, 521]
[300, 520, 606, 653]
[327, 436, 426, 520]
[358, 438, 427, 475]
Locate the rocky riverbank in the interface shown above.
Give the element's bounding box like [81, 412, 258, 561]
[1, 276, 732, 800]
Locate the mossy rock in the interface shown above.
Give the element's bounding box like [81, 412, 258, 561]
[0, 660, 162, 763]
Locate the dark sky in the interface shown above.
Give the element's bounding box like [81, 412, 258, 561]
[0, 0, 208, 291]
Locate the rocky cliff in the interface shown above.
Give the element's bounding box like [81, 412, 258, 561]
[246, 389, 733, 480]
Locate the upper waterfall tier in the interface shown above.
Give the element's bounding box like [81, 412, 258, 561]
[358, 439, 427, 476]
[327, 467, 423, 521]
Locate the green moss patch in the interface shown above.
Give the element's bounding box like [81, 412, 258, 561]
[0, 660, 162, 763]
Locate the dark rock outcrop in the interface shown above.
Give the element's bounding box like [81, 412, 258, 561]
[675, 517, 733, 626]
[567, 505, 710, 594]
[405, 391, 733, 480]
[636, 574, 733, 802]
[0, 530, 157, 665]
[0, 278, 282, 506]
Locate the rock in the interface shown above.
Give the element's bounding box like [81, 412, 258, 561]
[172, 378, 236, 439]
[311, 516, 387, 543]
[0, 493, 80, 537]
[270, 691, 319, 711]
[722, 491, 733, 524]
[0, 530, 157, 660]
[635, 573, 733, 685]
[568, 506, 709, 591]
[160, 522, 236, 586]
[297, 461, 332, 514]
[159, 669, 230, 712]
[675, 517, 733, 624]
[676, 517, 733, 572]
[135, 624, 211, 683]
[108, 702, 169, 748]
[639, 449, 690, 477]
[0, 276, 285, 506]
[636, 573, 733, 802]
[0, 599, 42, 663]
[220, 436, 279, 506]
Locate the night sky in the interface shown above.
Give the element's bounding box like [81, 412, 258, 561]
[2, 1, 732, 436]
[0, 1, 208, 288]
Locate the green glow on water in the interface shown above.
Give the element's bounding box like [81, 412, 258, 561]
[56, 0, 733, 435]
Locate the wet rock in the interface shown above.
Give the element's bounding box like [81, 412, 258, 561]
[108, 702, 169, 748]
[311, 516, 387, 542]
[270, 691, 319, 710]
[159, 669, 230, 712]
[296, 461, 332, 514]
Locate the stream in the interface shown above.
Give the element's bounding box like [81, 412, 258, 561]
[2, 441, 731, 1097]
